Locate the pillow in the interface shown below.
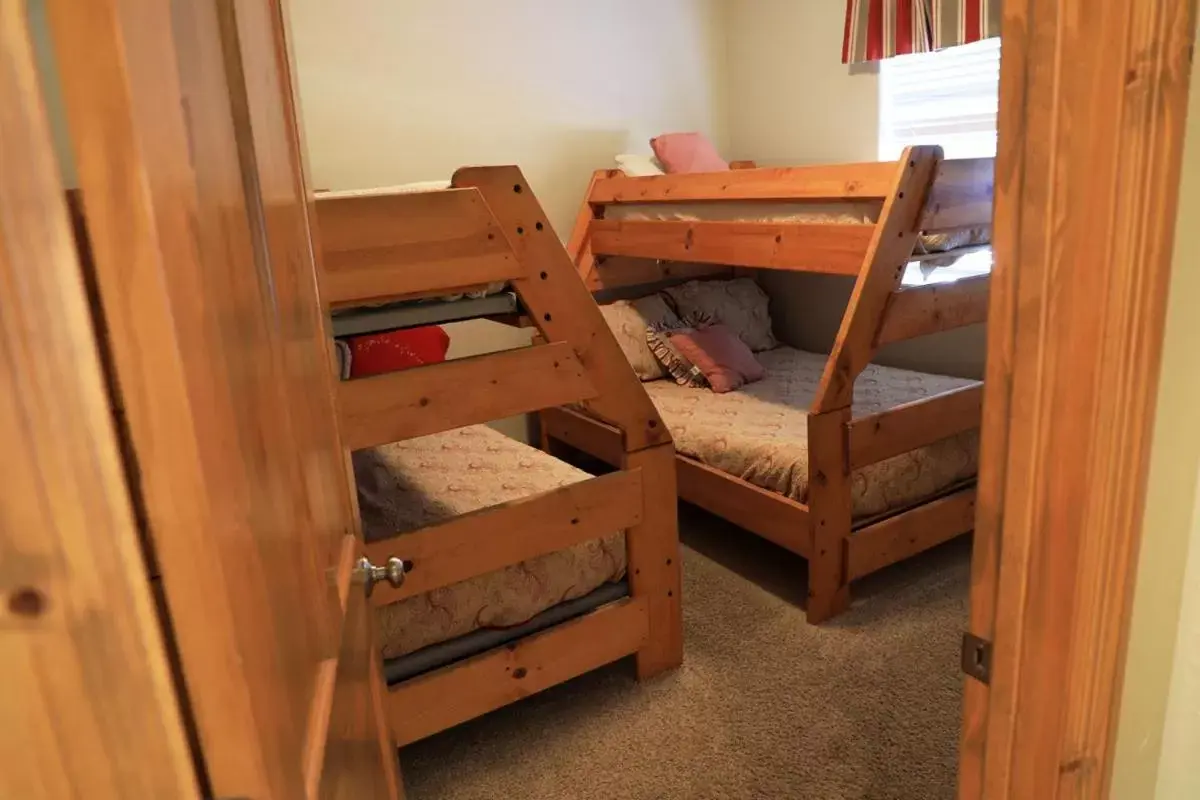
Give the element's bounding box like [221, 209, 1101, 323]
[666, 324, 765, 394]
[615, 154, 666, 177]
[646, 327, 709, 389]
[650, 132, 730, 174]
[598, 296, 682, 380]
[663, 278, 777, 352]
[344, 326, 451, 378]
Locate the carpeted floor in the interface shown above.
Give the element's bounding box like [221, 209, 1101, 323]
[400, 506, 971, 800]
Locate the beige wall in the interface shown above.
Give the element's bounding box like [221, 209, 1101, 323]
[1111, 21, 1200, 798]
[286, 0, 730, 437]
[725, 0, 985, 379]
[287, 0, 729, 236]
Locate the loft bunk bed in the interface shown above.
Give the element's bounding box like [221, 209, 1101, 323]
[312, 167, 682, 747]
[541, 145, 993, 624]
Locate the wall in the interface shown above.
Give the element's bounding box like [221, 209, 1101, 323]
[1111, 19, 1200, 797]
[725, 0, 985, 379]
[286, 0, 729, 236]
[286, 0, 730, 437]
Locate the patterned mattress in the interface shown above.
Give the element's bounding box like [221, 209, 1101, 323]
[353, 425, 625, 659]
[643, 347, 980, 519]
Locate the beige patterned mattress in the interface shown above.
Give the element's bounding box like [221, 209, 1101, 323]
[609, 201, 877, 226]
[644, 347, 980, 519]
[353, 425, 625, 659]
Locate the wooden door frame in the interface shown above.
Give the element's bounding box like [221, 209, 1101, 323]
[959, 1, 1198, 797]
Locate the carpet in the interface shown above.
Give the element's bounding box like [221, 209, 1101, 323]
[400, 506, 971, 800]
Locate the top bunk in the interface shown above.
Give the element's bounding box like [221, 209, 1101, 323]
[314, 179, 521, 332]
[310, 166, 670, 454]
[572, 148, 994, 289]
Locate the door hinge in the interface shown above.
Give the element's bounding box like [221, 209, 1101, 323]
[961, 632, 993, 685]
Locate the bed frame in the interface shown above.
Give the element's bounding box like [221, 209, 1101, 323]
[541, 145, 993, 624]
[312, 167, 682, 746]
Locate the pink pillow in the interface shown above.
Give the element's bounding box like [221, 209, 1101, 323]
[650, 133, 730, 174]
[667, 324, 764, 393]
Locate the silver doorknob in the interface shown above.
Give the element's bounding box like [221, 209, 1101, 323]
[356, 556, 409, 597]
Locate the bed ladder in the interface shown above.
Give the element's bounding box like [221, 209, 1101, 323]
[314, 167, 683, 744]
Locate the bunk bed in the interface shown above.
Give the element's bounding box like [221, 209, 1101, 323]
[312, 167, 682, 747]
[540, 145, 993, 624]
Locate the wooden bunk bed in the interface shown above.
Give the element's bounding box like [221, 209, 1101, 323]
[311, 167, 682, 747]
[541, 145, 993, 624]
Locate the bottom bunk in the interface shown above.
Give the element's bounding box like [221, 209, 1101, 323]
[541, 276, 983, 621]
[640, 346, 979, 521]
[355, 424, 627, 660]
[351, 423, 674, 745]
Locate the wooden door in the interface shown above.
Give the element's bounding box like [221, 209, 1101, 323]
[958, 0, 1197, 797]
[42, 0, 401, 797]
[0, 5, 199, 796]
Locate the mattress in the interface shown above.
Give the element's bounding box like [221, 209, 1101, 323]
[353, 425, 626, 659]
[608, 201, 876, 226]
[643, 347, 979, 519]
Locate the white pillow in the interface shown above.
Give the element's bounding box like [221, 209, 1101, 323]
[615, 154, 666, 177]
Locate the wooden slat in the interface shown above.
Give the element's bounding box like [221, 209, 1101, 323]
[585, 257, 733, 291]
[920, 157, 995, 232]
[315, 188, 520, 307]
[729, 160, 758, 170]
[588, 161, 899, 204]
[589, 219, 872, 275]
[338, 342, 596, 450]
[540, 406, 625, 466]
[389, 598, 649, 745]
[878, 273, 990, 345]
[848, 384, 984, 469]
[814, 146, 943, 412]
[364, 470, 644, 605]
[453, 166, 670, 452]
[805, 408, 852, 623]
[847, 487, 977, 581]
[676, 456, 811, 557]
[624, 445, 683, 678]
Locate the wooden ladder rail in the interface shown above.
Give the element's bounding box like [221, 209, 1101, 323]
[805, 145, 944, 623]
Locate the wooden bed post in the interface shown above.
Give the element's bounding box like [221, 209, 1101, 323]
[566, 169, 613, 290]
[805, 146, 942, 622]
[452, 165, 683, 677]
[813, 145, 943, 413]
[806, 408, 853, 623]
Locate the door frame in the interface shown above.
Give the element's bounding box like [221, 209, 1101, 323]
[959, 0, 1198, 797]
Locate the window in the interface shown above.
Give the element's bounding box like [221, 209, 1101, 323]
[878, 38, 1001, 161]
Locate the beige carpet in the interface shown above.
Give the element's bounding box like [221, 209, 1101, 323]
[400, 507, 970, 800]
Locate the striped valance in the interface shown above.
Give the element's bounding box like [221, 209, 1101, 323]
[842, 1, 1001, 64]
[930, 0, 1002, 50]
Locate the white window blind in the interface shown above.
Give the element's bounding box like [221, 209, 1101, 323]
[879, 38, 1001, 160]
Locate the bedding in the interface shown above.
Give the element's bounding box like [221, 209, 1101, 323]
[615, 153, 666, 177]
[354, 425, 625, 659]
[643, 347, 979, 519]
[663, 278, 778, 352]
[664, 324, 765, 393]
[650, 132, 729, 173]
[598, 296, 682, 381]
